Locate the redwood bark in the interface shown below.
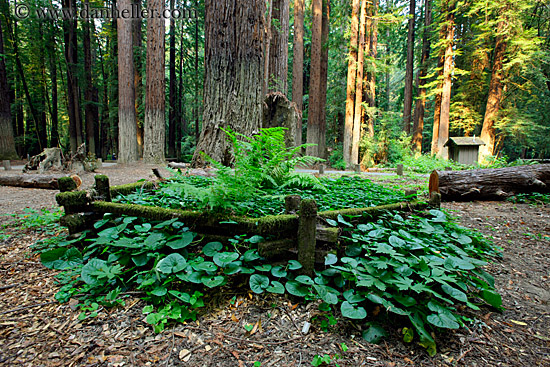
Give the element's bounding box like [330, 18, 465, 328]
[343, 0, 360, 164]
[168, 0, 177, 158]
[267, 0, 290, 93]
[479, 21, 507, 162]
[403, 0, 416, 135]
[83, 2, 98, 157]
[117, 0, 138, 163]
[351, 0, 367, 165]
[0, 19, 17, 160]
[429, 164, 550, 201]
[132, 0, 143, 157]
[143, 0, 166, 164]
[291, 0, 305, 145]
[63, 0, 83, 153]
[436, 3, 455, 159]
[365, 0, 377, 138]
[191, 0, 265, 167]
[317, 0, 330, 158]
[305, 0, 323, 157]
[412, 0, 431, 152]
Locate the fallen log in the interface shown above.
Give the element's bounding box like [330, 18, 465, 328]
[0, 174, 69, 190]
[429, 164, 550, 201]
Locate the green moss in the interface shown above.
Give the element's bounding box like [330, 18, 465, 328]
[299, 199, 318, 217]
[319, 200, 428, 221]
[58, 176, 77, 192]
[110, 181, 156, 197]
[254, 214, 299, 235]
[56, 191, 89, 208]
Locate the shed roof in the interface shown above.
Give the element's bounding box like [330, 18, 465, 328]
[444, 137, 486, 147]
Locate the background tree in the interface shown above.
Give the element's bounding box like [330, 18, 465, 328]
[402, 0, 416, 135]
[117, 0, 138, 163]
[0, 16, 17, 159]
[291, 0, 305, 145]
[267, 0, 290, 93]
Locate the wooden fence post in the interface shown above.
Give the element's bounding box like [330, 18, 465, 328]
[94, 175, 112, 202]
[319, 164, 325, 175]
[298, 199, 317, 276]
[397, 164, 404, 176]
[285, 195, 302, 214]
[2, 160, 11, 171]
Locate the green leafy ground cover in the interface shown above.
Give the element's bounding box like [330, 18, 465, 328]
[114, 175, 412, 217]
[38, 207, 502, 356]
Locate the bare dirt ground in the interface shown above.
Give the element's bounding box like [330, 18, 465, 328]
[0, 163, 549, 366]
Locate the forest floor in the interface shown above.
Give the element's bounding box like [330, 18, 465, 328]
[0, 162, 549, 366]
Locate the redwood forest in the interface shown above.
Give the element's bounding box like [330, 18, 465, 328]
[0, 0, 549, 365]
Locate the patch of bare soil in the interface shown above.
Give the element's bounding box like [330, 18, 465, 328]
[0, 164, 549, 366]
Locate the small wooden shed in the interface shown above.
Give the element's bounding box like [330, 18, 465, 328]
[444, 137, 486, 165]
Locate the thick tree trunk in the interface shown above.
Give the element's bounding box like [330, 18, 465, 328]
[317, 0, 330, 159]
[83, 3, 98, 157]
[429, 164, 550, 201]
[117, 0, 138, 163]
[132, 0, 144, 158]
[291, 0, 305, 145]
[267, 0, 290, 93]
[168, 0, 177, 158]
[343, 0, 360, 164]
[436, 2, 455, 159]
[0, 19, 17, 160]
[412, 0, 431, 152]
[351, 0, 367, 165]
[305, 0, 323, 158]
[262, 92, 298, 147]
[191, 0, 265, 167]
[479, 22, 507, 163]
[63, 0, 83, 153]
[48, 25, 59, 148]
[194, 0, 200, 144]
[403, 0, 416, 135]
[143, 0, 166, 164]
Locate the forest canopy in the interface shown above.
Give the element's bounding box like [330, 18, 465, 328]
[0, 0, 548, 166]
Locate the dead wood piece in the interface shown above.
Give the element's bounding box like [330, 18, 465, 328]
[429, 164, 550, 201]
[0, 174, 68, 189]
[262, 92, 298, 147]
[167, 162, 190, 169]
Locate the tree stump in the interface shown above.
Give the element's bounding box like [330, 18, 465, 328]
[263, 92, 299, 147]
[2, 160, 11, 171]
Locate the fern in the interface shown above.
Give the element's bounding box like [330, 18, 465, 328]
[164, 127, 325, 212]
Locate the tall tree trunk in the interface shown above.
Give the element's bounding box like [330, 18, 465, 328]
[317, 0, 330, 158]
[479, 21, 507, 162]
[168, 0, 177, 158]
[48, 25, 59, 148]
[117, 0, 138, 163]
[403, 0, 416, 135]
[63, 0, 82, 153]
[108, 2, 119, 158]
[411, 0, 431, 152]
[194, 0, 200, 143]
[132, 0, 144, 157]
[365, 0, 377, 138]
[264, 0, 273, 94]
[431, 53, 444, 155]
[351, 0, 367, 165]
[436, 2, 455, 159]
[0, 18, 17, 160]
[83, 1, 98, 156]
[343, 0, 360, 164]
[385, 28, 390, 111]
[144, 0, 166, 164]
[305, 0, 323, 157]
[291, 0, 305, 145]
[267, 0, 290, 93]
[191, 0, 265, 167]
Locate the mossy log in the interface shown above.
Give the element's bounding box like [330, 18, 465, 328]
[429, 164, 550, 201]
[56, 190, 90, 214]
[318, 200, 428, 223]
[109, 181, 156, 197]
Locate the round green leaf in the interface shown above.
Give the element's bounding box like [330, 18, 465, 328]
[285, 280, 309, 297]
[249, 274, 270, 294]
[203, 242, 223, 256]
[340, 301, 367, 320]
[157, 253, 187, 274]
[295, 275, 314, 286]
[324, 253, 338, 266]
[192, 261, 217, 272]
[167, 232, 194, 249]
[254, 264, 272, 272]
[313, 284, 339, 305]
[243, 250, 261, 262]
[213, 252, 240, 267]
[247, 235, 264, 244]
[223, 262, 242, 275]
[150, 287, 167, 296]
[202, 275, 225, 288]
[427, 313, 460, 329]
[343, 289, 365, 303]
[441, 283, 468, 303]
[362, 324, 388, 344]
[271, 265, 287, 278]
[266, 280, 285, 294]
[287, 260, 302, 270]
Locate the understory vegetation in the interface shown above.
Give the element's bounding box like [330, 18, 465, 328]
[35, 207, 501, 356]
